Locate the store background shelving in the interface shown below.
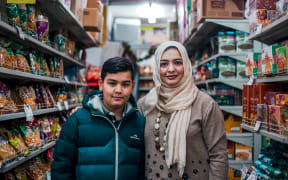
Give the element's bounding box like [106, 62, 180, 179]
[0, 0, 98, 175]
[184, 17, 262, 172]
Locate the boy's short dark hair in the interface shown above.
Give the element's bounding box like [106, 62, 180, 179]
[101, 57, 134, 81]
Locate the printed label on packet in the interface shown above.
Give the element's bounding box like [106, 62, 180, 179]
[64, 101, 69, 110]
[7, 0, 36, 4]
[24, 104, 34, 121]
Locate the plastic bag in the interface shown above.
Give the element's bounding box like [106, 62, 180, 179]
[18, 4, 27, 31]
[0, 133, 17, 162]
[15, 51, 31, 73]
[6, 128, 29, 156]
[6, 4, 20, 26]
[0, 47, 12, 69]
[26, 5, 36, 35]
[36, 14, 49, 43]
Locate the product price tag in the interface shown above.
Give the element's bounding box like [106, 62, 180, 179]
[256, 24, 263, 34]
[7, 0, 36, 4]
[241, 166, 248, 180]
[247, 75, 256, 85]
[254, 121, 262, 132]
[64, 101, 69, 110]
[15, 26, 25, 40]
[24, 104, 34, 121]
[64, 76, 70, 83]
[57, 102, 63, 111]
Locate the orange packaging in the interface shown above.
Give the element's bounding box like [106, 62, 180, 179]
[225, 115, 242, 133]
[276, 46, 288, 74]
[235, 143, 252, 161]
[268, 105, 288, 136]
[276, 94, 288, 106]
[249, 85, 255, 122]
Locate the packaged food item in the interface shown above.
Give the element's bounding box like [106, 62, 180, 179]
[6, 48, 17, 70]
[16, 86, 36, 110]
[24, 160, 44, 180]
[0, 133, 18, 162]
[45, 86, 56, 107]
[18, 121, 42, 150]
[268, 105, 288, 135]
[6, 127, 29, 156]
[218, 31, 236, 53]
[237, 60, 246, 79]
[49, 58, 55, 77]
[26, 5, 36, 35]
[276, 0, 288, 17]
[276, 94, 288, 106]
[264, 10, 277, 27]
[28, 52, 38, 74]
[14, 166, 28, 180]
[31, 120, 42, 147]
[0, 47, 12, 69]
[56, 32, 66, 52]
[39, 117, 51, 142]
[227, 141, 235, 160]
[225, 115, 242, 133]
[261, 45, 283, 75]
[276, 46, 288, 73]
[15, 51, 31, 73]
[41, 57, 50, 77]
[236, 31, 253, 53]
[235, 143, 252, 160]
[40, 85, 51, 108]
[18, 4, 27, 31]
[6, 4, 20, 26]
[51, 117, 61, 138]
[36, 14, 49, 43]
[257, 104, 268, 130]
[218, 57, 236, 79]
[246, 52, 262, 77]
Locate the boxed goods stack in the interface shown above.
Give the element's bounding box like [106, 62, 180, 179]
[197, 0, 245, 23]
[83, 0, 103, 32]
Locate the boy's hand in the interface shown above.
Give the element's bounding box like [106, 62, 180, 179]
[70, 106, 82, 116]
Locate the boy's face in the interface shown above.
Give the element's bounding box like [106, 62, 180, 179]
[99, 71, 135, 112]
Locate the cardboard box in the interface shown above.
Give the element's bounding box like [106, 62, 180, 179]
[268, 105, 288, 135]
[83, 8, 101, 32]
[237, 60, 246, 79]
[242, 85, 250, 119]
[261, 45, 283, 75]
[257, 104, 268, 130]
[246, 52, 261, 77]
[276, 46, 288, 73]
[197, 0, 245, 23]
[235, 143, 252, 161]
[276, 94, 288, 106]
[87, 0, 103, 13]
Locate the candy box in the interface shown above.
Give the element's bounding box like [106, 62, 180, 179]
[268, 105, 288, 135]
[276, 94, 288, 106]
[276, 46, 288, 73]
[261, 45, 283, 75]
[246, 52, 261, 76]
[235, 143, 252, 161]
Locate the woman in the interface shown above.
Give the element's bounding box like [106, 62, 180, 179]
[137, 41, 228, 180]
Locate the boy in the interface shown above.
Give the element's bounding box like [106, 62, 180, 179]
[51, 57, 145, 180]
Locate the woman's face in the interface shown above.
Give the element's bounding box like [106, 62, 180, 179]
[159, 48, 184, 86]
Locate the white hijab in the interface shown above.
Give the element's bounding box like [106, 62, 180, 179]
[142, 41, 199, 177]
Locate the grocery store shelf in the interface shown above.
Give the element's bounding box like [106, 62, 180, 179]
[185, 19, 249, 50]
[229, 160, 253, 171]
[139, 76, 153, 81]
[193, 52, 247, 69]
[227, 133, 253, 147]
[0, 67, 66, 84]
[220, 106, 242, 117]
[195, 79, 247, 90]
[256, 75, 288, 83]
[0, 21, 84, 67]
[138, 87, 152, 91]
[0, 141, 56, 173]
[68, 81, 87, 87]
[249, 15, 288, 45]
[241, 124, 288, 145]
[0, 104, 81, 122]
[38, 0, 98, 48]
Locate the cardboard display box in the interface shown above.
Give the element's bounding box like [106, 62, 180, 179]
[83, 8, 102, 32]
[197, 0, 245, 23]
[87, 0, 103, 13]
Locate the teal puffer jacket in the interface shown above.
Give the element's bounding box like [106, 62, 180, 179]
[51, 90, 145, 180]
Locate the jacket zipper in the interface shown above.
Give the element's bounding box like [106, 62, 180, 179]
[91, 114, 119, 180]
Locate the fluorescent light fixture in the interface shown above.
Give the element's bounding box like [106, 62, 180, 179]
[137, 2, 164, 23]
